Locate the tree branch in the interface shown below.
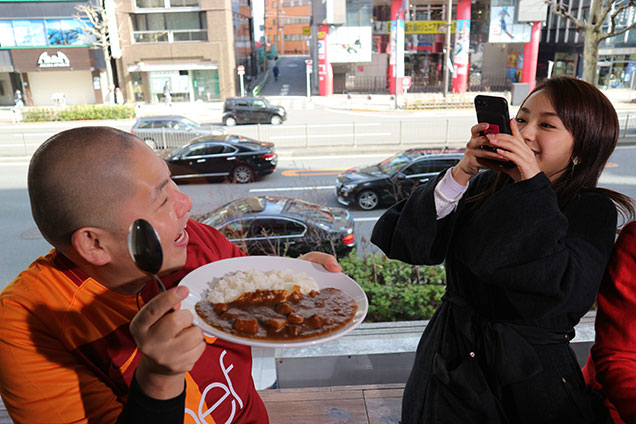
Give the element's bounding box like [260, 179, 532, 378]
[544, 0, 587, 30]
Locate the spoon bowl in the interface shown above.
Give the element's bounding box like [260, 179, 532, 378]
[128, 218, 167, 292]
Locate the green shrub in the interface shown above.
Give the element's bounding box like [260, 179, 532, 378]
[339, 250, 446, 322]
[23, 104, 135, 122]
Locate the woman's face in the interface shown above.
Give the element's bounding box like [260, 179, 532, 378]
[515, 90, 575, 182]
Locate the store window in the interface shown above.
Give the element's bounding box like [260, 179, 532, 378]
[132, 12, 207, 42]
[130, 72, 146, 102]
[0, 19, 90, 47]
[191, 69, 220, 101]
[135, 0, 199, 8]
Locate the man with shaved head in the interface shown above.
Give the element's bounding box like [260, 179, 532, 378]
[0, 127, 341, 423]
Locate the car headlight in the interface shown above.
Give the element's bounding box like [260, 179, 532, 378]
[340, 183, 357, 194]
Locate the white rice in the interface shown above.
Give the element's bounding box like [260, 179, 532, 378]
[205, 269, 319, 304]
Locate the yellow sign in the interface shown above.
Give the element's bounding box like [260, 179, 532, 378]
[406, 21, 456, 34]
[303, 26, 311, 36]
[383, 20, 456, 34]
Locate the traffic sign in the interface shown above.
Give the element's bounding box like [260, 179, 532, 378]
[402, 76, 412, 89]
[305, 59, 312, 66]
[237, 65, 245, 75]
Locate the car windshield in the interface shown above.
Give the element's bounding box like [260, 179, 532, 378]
[284, 199, 334, 225]
[202, 197, 266, 227]
[377, 152, 417, 175]
[181, 117, 201, 128]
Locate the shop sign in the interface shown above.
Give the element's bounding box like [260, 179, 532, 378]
[37, 51, 71, 68]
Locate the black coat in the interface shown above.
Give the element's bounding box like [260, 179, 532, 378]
[371, 171, 617, 424]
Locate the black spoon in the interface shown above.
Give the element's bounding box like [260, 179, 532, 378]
[128, 218, 167, 292]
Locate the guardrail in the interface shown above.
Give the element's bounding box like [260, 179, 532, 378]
[4, 114, 636, 158]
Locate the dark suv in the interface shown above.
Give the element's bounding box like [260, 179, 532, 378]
[223, 97, 286, 126]
[336, 148, 465, 210]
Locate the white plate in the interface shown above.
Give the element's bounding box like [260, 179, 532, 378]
[180, 256, 368, 348]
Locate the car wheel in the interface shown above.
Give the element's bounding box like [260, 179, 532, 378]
[270, 115, 282, 125]
[357, 190, 379, 210]
[232, 164, 255, 183]
[224, 116, 237, 126]
[144, 138, 158, 150]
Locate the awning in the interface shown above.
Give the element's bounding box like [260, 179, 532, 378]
[127, 62, 218, 72]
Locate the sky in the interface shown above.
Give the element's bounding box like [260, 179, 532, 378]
[253, 0, 264, 42]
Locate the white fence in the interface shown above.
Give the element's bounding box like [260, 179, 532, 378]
[4, 115, 636, 158]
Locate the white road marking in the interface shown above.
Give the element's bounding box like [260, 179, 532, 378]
[354, 217, 380, 222]
[271, 132, 392, 140]
[599, 174, 636, 185]
[248, 185, 334, 192]
[12, 133, 55, 137]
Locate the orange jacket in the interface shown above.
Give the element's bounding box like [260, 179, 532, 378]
[0, 220, 268, 424]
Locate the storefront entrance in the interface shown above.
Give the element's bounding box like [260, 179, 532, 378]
[140, 68, 220, 103]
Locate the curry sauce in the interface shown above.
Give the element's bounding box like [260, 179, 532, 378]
[195, 287, 357, 341]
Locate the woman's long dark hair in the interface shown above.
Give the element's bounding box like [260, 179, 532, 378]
[470, 76, 634, 223]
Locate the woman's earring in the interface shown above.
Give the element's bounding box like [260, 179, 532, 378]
[570, 158, 579, 178]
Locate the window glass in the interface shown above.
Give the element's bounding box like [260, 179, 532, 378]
[170, 0, 199, 7]
[136, 0, 165, 7]
[0, 21, 16, 47]
[403, 161, 430, 175]
[285, 220, 306, 236]
[45, 20, 64, 45]
[12, 20, 32, 46]
[253, 99, 266, 108]
[61, 19, 83, 45]
[136, 120, 152, 129]
[219, 221, 248, 240]
[205, 144, 224, 155]
[183, 145, 207, 157]
[30, 20, 47, 45]
[166, 12, 201, 30]
[428, 159, 460, 172]
[147, 14, 166, 31]
[249, 219, 286, 238]
[153, 119, 170, 128]
[222, 145, 236, 154]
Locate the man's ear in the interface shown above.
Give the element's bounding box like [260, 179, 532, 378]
[71, 227, 113, 266]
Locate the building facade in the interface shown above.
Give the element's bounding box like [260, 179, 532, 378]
[540, 0, 636, 89]
[0, 0, 108, 106]
[114, 0, 256, 103]
[265, 0, 311, 56]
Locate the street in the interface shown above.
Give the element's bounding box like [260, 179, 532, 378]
[3, 144, 636, 290]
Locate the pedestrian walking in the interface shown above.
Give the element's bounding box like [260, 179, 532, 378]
[163, 81, 172, 106]
[273, 65, 280, 81]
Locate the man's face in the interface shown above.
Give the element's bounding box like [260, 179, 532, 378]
[113, 143, 193, 281]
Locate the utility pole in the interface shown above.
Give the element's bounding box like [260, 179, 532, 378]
[443, 0, 452, 97]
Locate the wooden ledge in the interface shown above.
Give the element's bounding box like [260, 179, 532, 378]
[259, 383, 404, 424]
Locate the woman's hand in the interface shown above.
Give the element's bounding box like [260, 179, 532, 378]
[298, 252, 342, 273]
[452, 122, 512, 185]
[453, 120, 542, 185]
[488, 119, 542, 182]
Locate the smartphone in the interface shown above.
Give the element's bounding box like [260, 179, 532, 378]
[474, 95, 515, 168]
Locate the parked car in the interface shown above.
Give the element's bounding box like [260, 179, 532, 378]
[192, 196, 355, 258]
[223, 97, 286, 126]
[131, 115, 225, 149]
[336, 148, 465, 210]
[161, 135, 277, 183]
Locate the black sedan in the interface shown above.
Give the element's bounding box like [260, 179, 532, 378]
[161, 135, 277, 183]
[336, 148, 465, 210]
[192, 196, 355, 258]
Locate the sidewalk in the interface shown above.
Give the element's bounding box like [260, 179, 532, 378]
[2, 87, 636, 125]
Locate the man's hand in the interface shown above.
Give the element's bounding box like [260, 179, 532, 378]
[130, 286, 206, 400]
[298, 251, 342, 273]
